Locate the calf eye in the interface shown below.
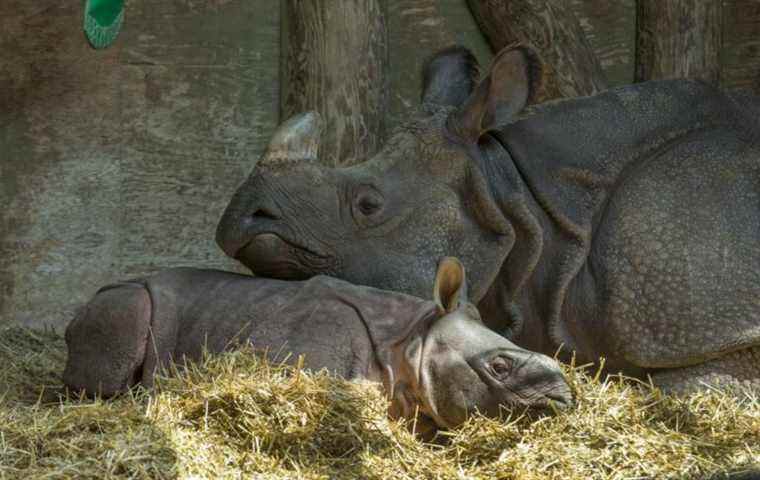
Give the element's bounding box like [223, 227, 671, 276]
[490, 357, 512, 377]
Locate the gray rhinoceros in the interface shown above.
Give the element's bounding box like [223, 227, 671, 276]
[216, 44, 760, 394]
[63, 258, 572, 433]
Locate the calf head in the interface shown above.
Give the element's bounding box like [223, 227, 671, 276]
[216, 45, 543, 301]
[389, 258, 572, 437]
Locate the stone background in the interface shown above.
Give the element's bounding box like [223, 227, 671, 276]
[1, 0, 757, 329]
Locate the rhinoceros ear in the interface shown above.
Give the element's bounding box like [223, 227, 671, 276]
[421, 46, 480, 109]
[446, 44, 543, 144]
[433, 257, 468, 314]
[259, 111, 323, 166]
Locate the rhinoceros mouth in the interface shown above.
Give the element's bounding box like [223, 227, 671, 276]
[235, 232, 333, 280]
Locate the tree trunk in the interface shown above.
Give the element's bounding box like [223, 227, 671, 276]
[281, 0, 388, 167]
[386, 0, 455, 129]
[634, 0, 722, 85]
[569, 0, 636, 87]
[720, 0, 760, 93]
[466, 0, 608, 101]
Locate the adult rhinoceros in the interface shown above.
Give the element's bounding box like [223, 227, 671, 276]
[216, 44, 760, 394]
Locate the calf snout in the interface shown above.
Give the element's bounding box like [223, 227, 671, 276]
[523, 354, 574, 409]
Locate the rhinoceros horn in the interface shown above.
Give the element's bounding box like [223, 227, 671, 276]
[259, 111, 323, 167]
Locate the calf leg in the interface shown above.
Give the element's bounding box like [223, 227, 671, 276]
[651, 346, 760, 396]
[63, 282, 152, 397]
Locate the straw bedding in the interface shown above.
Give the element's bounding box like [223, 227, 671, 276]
[1, 326, 758, 479]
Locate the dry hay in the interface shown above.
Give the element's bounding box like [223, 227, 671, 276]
[1, 326, 758, 479]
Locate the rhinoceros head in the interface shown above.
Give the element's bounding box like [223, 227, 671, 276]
[390, 257, 571, 437]
[216, 45, 542, 302]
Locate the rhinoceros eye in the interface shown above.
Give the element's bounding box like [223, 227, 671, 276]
[490, 357, 512, 377]
[359, 196, 381, 215]
[353, 186, 384, 218]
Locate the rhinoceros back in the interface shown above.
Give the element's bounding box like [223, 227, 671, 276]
[496, 79, 760, 370]
[594, 128, 760, 368]
[139, 268, 393, 380]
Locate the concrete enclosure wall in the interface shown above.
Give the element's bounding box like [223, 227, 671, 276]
[0, 0, 489, 330]
[0, 0, 280, 329]
[2, 0, 758, 330]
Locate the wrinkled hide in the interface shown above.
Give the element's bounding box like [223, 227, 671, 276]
[64, 262, 572, 431]
[216, 45, 760, 394]
[64, 268, 426, 395]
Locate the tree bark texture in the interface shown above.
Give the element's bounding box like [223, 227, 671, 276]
[466, 0, 608, 101]
[569, 0, 636, 86]
[385, 0, 493, 130]
[386, 0, 455, 128]
[721, 0, 760, 93]
[635, 0, 722, 85]
[281, 0, 388, 167]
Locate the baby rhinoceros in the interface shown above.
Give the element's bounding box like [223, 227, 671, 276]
[63, 258, 572, 433]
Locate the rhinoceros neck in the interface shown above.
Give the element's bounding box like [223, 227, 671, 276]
[471, 133, 552, 353]
[314, 278, 438, 381]
[481, 80, 746, 358]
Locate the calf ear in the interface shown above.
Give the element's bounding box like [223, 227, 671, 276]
[421, 46, 480, 109]
[446, 44, 543, 144]
[433, 257, 468, 314]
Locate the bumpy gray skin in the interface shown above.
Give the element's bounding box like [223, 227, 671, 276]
[63, 261, 572, 434]
[216, 45, 760, 395]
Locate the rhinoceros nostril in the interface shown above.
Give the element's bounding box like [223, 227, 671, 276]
[250, 208, 279, 221]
